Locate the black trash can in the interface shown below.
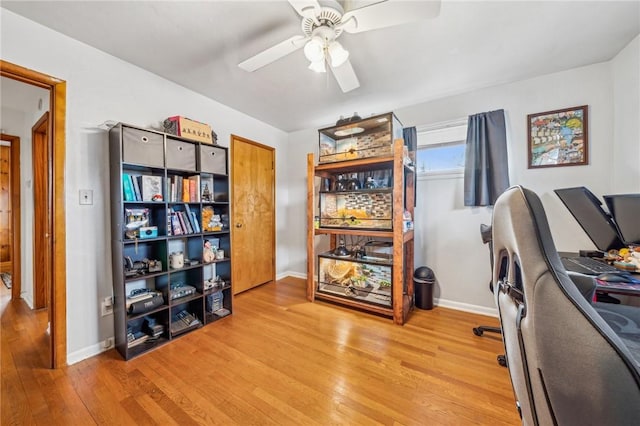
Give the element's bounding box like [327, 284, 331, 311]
[414, 267, 435, 310]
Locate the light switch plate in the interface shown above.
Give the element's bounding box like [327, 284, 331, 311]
[79, 189, 93, 205]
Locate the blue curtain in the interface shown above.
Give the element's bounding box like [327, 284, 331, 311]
[403, 127, 417, 206]
[464, 109, 510, 206]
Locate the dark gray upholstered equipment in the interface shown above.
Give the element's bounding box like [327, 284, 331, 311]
[491, 186, 640, 425]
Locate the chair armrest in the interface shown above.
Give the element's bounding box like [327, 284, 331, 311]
[567, 271, 597, 303]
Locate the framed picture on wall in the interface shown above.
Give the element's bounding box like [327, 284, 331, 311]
[527, 105, 588, 168]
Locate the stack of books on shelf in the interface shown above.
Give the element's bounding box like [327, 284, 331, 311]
[122, 174, 164, 202]
[167, 175, 200, 203]
[168, 205, 201, 236]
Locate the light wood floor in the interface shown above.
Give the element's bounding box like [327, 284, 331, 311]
[2, 277, 519, 425]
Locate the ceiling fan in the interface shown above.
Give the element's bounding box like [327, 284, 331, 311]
[238, 0, 441, 93]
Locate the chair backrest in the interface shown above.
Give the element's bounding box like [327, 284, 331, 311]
[491, 186, 640, 425]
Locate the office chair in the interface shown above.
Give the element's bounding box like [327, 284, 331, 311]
[472, 223, 506, 367]
[491, 186, 640, 425]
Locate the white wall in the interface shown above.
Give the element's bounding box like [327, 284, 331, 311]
[611, 35, 640, 192]
[285, 45, 639, 315]
[1, 10, 289, 364]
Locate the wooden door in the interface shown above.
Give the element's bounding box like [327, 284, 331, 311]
[231, 136, 275, 294]
[32, 112, 51, 310]
[0, 144, 11, 273]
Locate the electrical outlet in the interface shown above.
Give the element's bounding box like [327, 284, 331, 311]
[79, 189, 93, 205]
[101, 297, 113, 316]
[103, 337, 114, 349]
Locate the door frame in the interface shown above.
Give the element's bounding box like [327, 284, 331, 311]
[0, 133, 20, 295]
[1, 60, 67, 368]
[230, 135, 276, 294]
[32, 112, 51, 310]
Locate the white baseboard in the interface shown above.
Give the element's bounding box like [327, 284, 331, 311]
[276, 271, 306, 280]
[67, 341, 110, 366]
[21, 293, 34, 309]
[435, 298, 498, 318]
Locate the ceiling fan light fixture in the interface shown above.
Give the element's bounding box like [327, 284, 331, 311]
[328, 41, 349, 67]
[308, 59, 326, 73]
[304, 36, 325, 62]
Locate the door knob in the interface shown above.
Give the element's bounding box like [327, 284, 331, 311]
[235, 223, 243, 228]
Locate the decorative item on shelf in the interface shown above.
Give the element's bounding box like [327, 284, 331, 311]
[169, 282, 196, 301]
[203, 240, 216, 263]
[336, 113, 362, 126]
[216, 249, 225, 260]
[128, 291, 164, 315]
[333, 174, 347, 192]
[403, 210, 414, 232]
[333, 239, 351, 257]
[139, 226, 158, 239]
[124, 256, 161, 278]
[346, 173, 361, 191]
[147, 259, 162, 273]
[364, 176, 377, 189]
[141, 175, 164, 201]
[142, 316, 164, 338]
[163, 116, 215, 144]
[124, 208, 150, 239]
[201, 183, 212, 202]
[169, 252, 185, 269]
[202, 206, 224, 232]
[206, 289, 224, 313]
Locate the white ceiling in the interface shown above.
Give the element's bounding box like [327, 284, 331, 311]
[2, 1, 638, 132]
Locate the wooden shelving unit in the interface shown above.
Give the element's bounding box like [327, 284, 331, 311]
[306, 137, 415, 325]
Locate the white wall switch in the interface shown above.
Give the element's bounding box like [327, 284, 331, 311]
[79, 189, 93, 205]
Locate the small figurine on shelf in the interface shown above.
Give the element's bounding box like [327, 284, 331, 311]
[203, 240, 216, 263]
[202, 183, 212, 202]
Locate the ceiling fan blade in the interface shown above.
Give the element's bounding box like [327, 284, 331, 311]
[287, 0, 321, 18]
[341, 0, 441, 34]
[330, 59, 360, 93]
[239, 35, 308, 72]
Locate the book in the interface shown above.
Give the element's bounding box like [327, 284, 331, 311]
[131, 175, 142, 201]
[189, 176, 199, 203]
[176, 176, 183, 202]
[190, 211, 201, 233]
[141, 175, 163, 201]
[182, 178, 190, 202]
[184, 204, 197, 232]
[169, 208, 183, 235]
[176, 211, 190, 234]
[122, 174, 135, 201]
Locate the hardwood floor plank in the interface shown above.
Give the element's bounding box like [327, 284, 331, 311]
[1, 277, 519, 425]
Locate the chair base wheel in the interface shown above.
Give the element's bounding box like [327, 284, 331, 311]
[472, 327, 483, 336]
[497, 355, 507, 367]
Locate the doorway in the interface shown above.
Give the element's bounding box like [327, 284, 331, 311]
[32, 112, 51, 310]
[0, 60, 67, 368]
[231, 135, 275, 294]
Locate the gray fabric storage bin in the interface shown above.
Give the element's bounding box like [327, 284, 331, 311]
[199, 145, 227, 175]
[166, 138, 196, 171]
[122, 127, 164, 168]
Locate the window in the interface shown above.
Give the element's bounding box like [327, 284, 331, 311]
[416, 119, 467, 175]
